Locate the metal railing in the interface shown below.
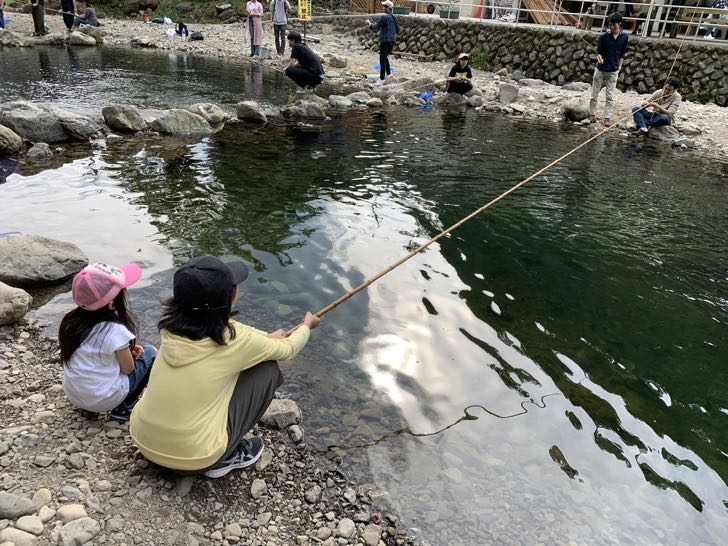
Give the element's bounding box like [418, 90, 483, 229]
[357, 1, 728, 42]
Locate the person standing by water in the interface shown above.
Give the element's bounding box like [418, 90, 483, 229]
[130, 256, 321, 478]
[588, 12, 628, 127]
[246, 0, 264, 57]
[284, 31, 324, 90]
[366, 0, 400, 86]
[446, 53, 473, 94]
[71, 1, 98, 30]
[60, 0, 76, 33]
[270, 0, 290, 56]
[28, 0, 47, 36]
[0, 0, 5, 30]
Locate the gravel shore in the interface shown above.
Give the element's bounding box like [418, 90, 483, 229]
[0, 321, 420, 546]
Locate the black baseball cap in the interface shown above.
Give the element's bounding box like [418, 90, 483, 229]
[173, 255, 249, 311]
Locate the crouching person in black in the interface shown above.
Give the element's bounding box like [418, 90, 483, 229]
[284, 31, 324, 90]
[446, 53, 473, 95]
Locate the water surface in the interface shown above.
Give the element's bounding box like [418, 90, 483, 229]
[2, 47, 728, 545]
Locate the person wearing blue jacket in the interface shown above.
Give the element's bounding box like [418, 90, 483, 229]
[366, 1, 400, 86]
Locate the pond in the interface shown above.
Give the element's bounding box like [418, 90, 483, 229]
[2, 47, 728, 544]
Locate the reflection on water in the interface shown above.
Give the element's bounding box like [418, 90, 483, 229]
[2, 48, 728, 544]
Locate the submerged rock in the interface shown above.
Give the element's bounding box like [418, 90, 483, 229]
[346, 91, 372, 105]
[186, 103, 227, 127]
[0, 234, 88, 287]
[68, 31, 97, 47]
[26, 142, 53, 161]
[131, 36, 156, 48]
[236, 101, 267, 123]
[150, 109, 212, 136]
[0, 123, 23, 155]
[102, 104, 147, 133]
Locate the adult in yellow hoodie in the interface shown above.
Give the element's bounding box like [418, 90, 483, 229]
[130, 256, 320, 478]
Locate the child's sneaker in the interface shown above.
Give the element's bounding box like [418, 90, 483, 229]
[204, 437, 265, 479]
[110, 397, 140, 422]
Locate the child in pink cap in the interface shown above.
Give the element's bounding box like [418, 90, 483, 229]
[59, 262, 156, 421]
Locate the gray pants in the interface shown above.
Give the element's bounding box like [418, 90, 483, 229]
[178, 360, 283, 475]
[274, 23, 286, 55]
[589, 68, 619, 119]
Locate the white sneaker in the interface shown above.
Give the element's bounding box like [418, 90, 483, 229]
[375, 79, 385, 86]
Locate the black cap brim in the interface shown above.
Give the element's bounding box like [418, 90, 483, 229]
[224, 260, 249, 284]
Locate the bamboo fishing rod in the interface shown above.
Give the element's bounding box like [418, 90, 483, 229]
[284, 13, 694, 335]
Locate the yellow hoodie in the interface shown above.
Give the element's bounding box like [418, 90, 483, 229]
[130, 321, 310, 470]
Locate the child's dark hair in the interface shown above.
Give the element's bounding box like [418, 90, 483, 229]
[59, 290, 138, 363]
[157, 297, 237, 345]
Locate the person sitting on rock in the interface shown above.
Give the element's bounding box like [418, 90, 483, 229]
[71, 0, 99, 31]
[130, 256, 321, 479]
[446, 53, 473, 95]
[631, 77, 682, 136]
[59, 262, 156, 422]
[284, 31, 325, 90]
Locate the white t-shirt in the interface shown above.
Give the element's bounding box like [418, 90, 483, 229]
[62, 322, 134, 412]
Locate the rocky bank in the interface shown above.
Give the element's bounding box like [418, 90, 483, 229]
[0, 321, 421, 546]
[1, 13, 728, 162]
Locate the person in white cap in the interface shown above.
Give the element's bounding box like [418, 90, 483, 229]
[446, 53, 473, 95]
[366, 1, 401, 85]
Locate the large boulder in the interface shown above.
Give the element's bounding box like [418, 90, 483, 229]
[68, 31, 97, 46]
[0, 102, 67, 143]
[0, 491, 36, 519]
[0, 28, 33, 47]
[329, 95, 353, 109]
[77, 26, 105, 44]
[102, 104, 147, 133]
[0, 102, 101, 143]
[186, 103, 227, 127]
[323, 53, 347, 68]
[497, 83, 519, 105]
[650, 125, 681, 141]
[281, 100, 327, 120]
[0, 234, 88, 287]
[434, 93, 467, 108]
[562, 100, 589, 122]
[51, 107, 104, 140]
[58, 517, 101, 546]
[131, 36, 156, 48]
[0, 124, 23, 155]
[236, 101, 267, 123]
[149, 109, 212, 136]
[346, 91, 372, 105]
[0, 281, 32, 326]
[562, 82, 591, 92]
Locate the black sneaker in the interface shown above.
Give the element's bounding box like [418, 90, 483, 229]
[109, 396, 141, 422]
[204, 437, 265, 479]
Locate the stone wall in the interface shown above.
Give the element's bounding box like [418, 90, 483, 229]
[297, 15, 728, 106]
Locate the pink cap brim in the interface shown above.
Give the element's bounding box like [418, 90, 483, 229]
[120, 263, 142, 288]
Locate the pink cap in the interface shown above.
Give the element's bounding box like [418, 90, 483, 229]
[72, 262, 143, 311]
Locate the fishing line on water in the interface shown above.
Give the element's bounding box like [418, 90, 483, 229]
[316, 393, 563, 454]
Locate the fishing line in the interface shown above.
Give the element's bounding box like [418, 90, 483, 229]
[315, 393, 562, 453]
